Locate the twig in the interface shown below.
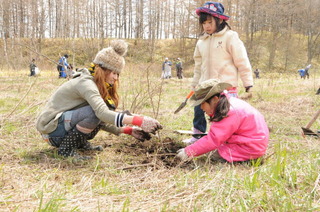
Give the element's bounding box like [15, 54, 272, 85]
[148, 153, 176, 157]
[311, 173, 320, 194]
[263, 151, 275, 161]
[5, 78, 37, 119]
[15, 43, 58, 65]
[6, 100, 46, 120]
[117, 163, 156, 170]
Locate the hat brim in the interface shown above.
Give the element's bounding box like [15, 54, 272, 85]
[196, 8, 230, 20]
[189, 82, 232, 107]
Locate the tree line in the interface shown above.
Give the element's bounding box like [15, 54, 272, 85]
[1, 0, 320, 72]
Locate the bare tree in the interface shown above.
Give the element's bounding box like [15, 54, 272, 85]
[135, 0, 144, 39]
[304, 0, 320, 64]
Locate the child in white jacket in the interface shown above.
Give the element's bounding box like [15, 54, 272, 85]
[184, 2, 253, 144]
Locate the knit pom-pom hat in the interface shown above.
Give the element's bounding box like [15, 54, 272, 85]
[93, 40, 128, 74]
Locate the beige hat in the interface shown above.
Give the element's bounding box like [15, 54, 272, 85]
[190, 79, 232, 107]
[93, 40, 128, 74]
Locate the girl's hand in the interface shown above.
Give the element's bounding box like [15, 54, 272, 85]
[245, 86, 253, 92]
[240, 86, 253, 100]
[176, 148, 189, 160]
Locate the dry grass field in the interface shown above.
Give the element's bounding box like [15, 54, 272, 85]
[0, 64, 320, 211]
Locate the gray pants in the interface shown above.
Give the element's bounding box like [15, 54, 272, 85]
[48, 105, 101, 147]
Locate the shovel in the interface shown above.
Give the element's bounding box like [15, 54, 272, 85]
[174, 130, 207, 139]
[301, 109, 320, 137]
[174, 90, 194, 114]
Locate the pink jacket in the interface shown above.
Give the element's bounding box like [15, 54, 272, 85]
[185, 97, 269, 162]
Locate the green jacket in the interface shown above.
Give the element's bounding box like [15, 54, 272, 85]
[36, 69, 120, 135]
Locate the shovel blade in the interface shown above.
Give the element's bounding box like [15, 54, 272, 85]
[174, 102, 187, 114]
[301, 127, 319, 137]
[174, 91, 195, 114]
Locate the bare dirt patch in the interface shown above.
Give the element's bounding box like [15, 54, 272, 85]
[22, 133, 193, 170]
[104, 136, 189, 169]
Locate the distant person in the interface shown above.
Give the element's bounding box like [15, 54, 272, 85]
[36, 40, 162, 160]
[57, 54, 70, 78]
[175, 58, 183, 79]
[29, 59, 37, 77]
[304, 64, 311, 79]
[298, 69, 305, 79]
[177, 79, 269, 163]
[162, 58, 172, 79]
[184, 2, 253, 145]
[254, 68, 260, 79]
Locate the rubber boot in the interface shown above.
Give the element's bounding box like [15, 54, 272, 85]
[80, 125, 103, 151]
[57, 128, 91, 160]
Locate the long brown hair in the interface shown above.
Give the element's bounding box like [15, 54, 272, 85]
[93, 65, 119, 107]
[207, 94, 230, 122]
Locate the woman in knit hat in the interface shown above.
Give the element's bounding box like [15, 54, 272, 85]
[177, 79, 269, 163]
[36, 40, 162, 160]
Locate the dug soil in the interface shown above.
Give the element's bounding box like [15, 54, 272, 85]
[110, 137, 188, 169]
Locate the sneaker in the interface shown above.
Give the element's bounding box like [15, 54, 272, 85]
[182, 128, 204, 145]
[182, 137, 199, 145]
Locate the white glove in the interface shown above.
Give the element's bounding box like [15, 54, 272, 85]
[176, 148, 189, 160]
[132, 116, 162, 134]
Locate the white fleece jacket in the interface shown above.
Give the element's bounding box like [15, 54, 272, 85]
[192, 27, 253, 88]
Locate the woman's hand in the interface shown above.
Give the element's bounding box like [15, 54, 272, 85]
[132, 116, 162, 134]
[131, 127, 152, 141]
[122, 114, 162, 134]
[122, 126, 151, 142]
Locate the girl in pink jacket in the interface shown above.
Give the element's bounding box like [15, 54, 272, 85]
[177, 79, 269, 162]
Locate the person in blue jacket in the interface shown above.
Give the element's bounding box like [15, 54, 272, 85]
[57, 54, 70, 78]
[298, 69, 305, 79]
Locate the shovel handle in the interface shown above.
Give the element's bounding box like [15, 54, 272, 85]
[186, 90, 195, 99]
[305, 109, 320, 129]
